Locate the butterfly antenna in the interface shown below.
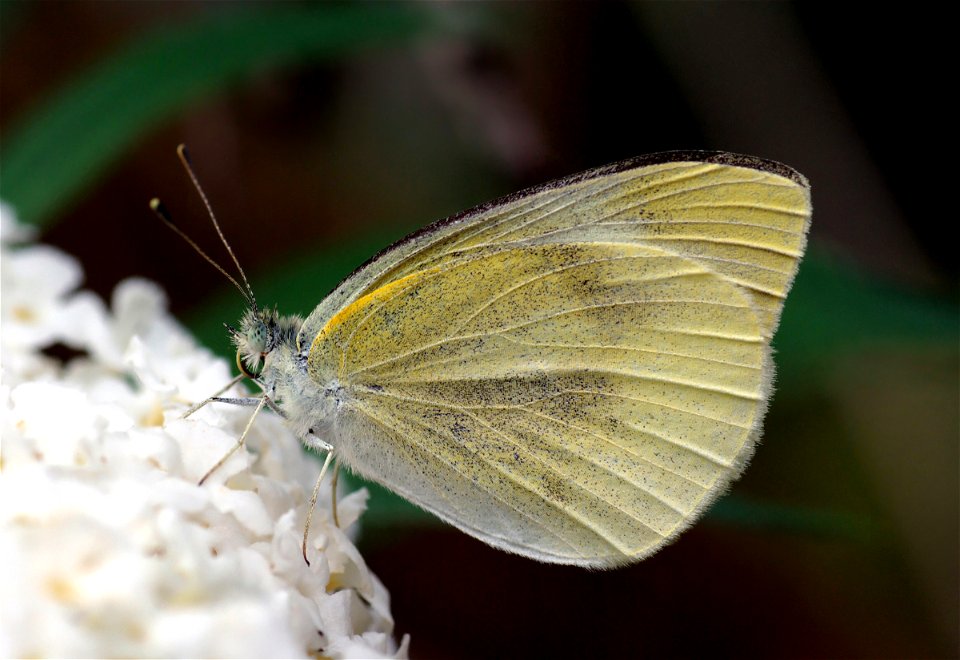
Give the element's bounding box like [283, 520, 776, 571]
[176, 144, 258, 310]
[149, 197, 253, 304]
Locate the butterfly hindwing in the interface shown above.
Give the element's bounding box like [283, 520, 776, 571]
[309, 241, 767, 566]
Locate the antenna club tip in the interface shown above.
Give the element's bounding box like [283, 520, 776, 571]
[149, 198, 173, 222]
[177, 143, 192, 163]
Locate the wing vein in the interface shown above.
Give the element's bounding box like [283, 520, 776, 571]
[355, 386, 708, 491]
[351, 403, 593, 558]
[450, 190, 570, 250]
[475, 177, 626, 245]
[462, 408, 679, 526]
[496, 334, 761, 369]
[630, 173, 769, 206]
[352, 401, 630, 553]
[456, 163, 723, 250]
[346, 297, 757, 380]
[357, 383, 752, 432]
[514, 405, 732, 476]
[666, 201, 810, 217]
[592, 219, 803, 234]
[450, 254, 703, 336]
[647, 236, 802, 258]
[386, 367, 761, 401]
[548, 389, 753, 430]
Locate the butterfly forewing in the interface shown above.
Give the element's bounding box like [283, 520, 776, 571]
[303, 153, 810, 566]
[300, 154, 809, 346]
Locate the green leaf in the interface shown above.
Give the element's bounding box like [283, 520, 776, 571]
[1, 5, 438, 226]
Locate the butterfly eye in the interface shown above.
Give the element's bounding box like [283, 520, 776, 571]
[251, 321, 269, 350]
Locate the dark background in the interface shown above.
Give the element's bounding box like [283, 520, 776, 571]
[2, 3, 956, 657]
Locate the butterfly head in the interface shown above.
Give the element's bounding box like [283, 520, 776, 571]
[230, 306, 302, 380]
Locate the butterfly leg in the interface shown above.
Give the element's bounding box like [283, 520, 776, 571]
[181, 377, 285, 420]
[180, 373, 245, 418]
[302, 440, 336, 566]
[211, 395, 286, 418]
[330, 462, 341, 529]
[198, 394, 268, 485]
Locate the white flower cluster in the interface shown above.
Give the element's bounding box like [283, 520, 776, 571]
[0, 203, 408, 659]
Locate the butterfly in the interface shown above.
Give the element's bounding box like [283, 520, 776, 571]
[155, 149, 811, 568]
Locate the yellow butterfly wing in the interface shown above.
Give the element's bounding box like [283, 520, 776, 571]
[302, 152, 810, 567]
